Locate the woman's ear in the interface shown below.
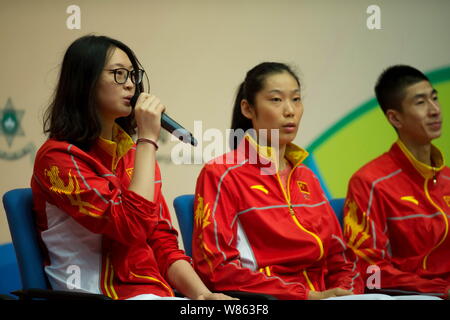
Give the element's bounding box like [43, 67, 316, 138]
[241, 99, 255, 120]
[386, 109, 402, 129]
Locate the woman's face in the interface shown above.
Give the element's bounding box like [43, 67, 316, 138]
[95, 47, 135, 125]
[242, 71, 303, 146]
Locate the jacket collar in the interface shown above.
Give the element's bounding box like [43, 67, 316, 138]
[95, 124, 135, 172]
[394, 139, 445, 180]
[240, 133, 309, 170]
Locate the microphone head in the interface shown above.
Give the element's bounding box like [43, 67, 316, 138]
[172, 128, 198, 146]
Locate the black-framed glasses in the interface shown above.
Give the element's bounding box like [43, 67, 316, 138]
[106, 68, 145, 85]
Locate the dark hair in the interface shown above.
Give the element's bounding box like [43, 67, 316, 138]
[230, 62, 300, 148]
[43, 34, 146, 150]
[374, 65, 429, 114]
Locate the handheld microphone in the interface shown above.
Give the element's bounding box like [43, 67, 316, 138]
[130, 93, 198, 147]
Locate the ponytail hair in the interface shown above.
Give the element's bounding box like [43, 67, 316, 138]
[230, 62, 300, 148]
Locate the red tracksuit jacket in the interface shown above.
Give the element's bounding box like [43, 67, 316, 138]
[344, 140, 450, 298]
[192, 135, 363, 300]
[31, 125, 189, 299]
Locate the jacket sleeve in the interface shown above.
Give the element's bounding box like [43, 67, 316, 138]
[323, 200, 365, 294]
[344, 174, 450, 298]
[33, 144, 160, 246]
[192, 164, 310, 300]
[147, 189, 191, 279]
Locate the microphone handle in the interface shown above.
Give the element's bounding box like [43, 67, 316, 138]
[130, 94, 197, 146]
[161, 113, 198, 146]
[161, 113, 182, 133]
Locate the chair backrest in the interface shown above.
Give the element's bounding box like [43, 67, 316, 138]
[173, 194, 195, 257]
[0, 243, 21, 297]
[329, 198, 345, 228]
[2, 188, 49, 290]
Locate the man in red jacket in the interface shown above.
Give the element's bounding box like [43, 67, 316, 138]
[344, 65, 450, 299]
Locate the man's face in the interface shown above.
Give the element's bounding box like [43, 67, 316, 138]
[390, 80, 442, 145]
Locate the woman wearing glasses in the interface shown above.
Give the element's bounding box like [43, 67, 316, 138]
[31, 35, 233, 300]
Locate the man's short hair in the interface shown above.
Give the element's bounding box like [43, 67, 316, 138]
[374, 65, 429, 114]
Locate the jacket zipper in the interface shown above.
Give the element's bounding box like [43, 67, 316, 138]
[422, 177, 448, 270]
[275, 166, 324, 261]
[302, 270, 316, 291]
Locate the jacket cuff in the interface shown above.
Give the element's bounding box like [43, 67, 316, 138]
[122, 189, 157, 217]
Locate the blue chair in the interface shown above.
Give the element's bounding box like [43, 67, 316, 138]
[173, 194, 195, 257]
[2, 188, 110, 300]
[329, 198, 345, 228]
[173, 194, 275, 300]
[0, 243, 21, 299]
[3, 188, 48, 292]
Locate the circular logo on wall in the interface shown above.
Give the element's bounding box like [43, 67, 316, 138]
[0, 97, 35, 162]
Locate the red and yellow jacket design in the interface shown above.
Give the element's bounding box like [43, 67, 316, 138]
[31, 125, 189, 299]
[192, 135, 363, 300]
[344, 140, 450, 298]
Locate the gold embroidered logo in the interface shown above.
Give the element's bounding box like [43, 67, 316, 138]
[126, 168, 134, 179]
[344, 200, 375, 264]
[250, 185, 269, 195]
[297, 181, 310, 194]
[45, 165, 103, 218]
[194, 194, 214, 272]
[194, 194, 211, 230]
[401, 196, 419, 206]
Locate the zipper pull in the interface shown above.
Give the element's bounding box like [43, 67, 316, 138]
[289, 205, 295, 216]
